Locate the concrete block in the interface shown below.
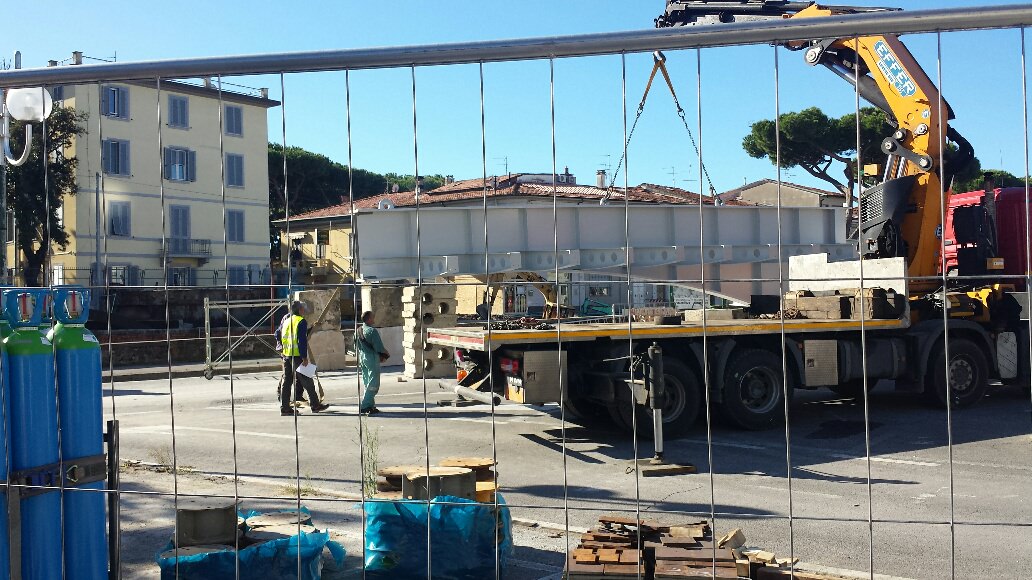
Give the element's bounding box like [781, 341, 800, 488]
[295, 289, 341, 332]
[788, 254, 907, 295]
[794, 295, 850, 318]
[308, 330, 349, 371]
[361, 286, 404, 327]
[683, 308, 745, 322]
[401, 285, 457, 300]
[376, 326, 404, 360]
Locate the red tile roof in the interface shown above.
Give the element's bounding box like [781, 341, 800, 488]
[277, 174, 738, 223]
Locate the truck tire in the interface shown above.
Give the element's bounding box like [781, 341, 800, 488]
[563, 396, 616, 430]
[720, 348, 789, 430]
[608, 357, 701, 439]
[923, 338, 989, 408]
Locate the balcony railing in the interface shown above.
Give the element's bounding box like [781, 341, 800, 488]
[160, 239, 212, 264]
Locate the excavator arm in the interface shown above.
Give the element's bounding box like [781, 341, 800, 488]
[658, 1, 976, 292]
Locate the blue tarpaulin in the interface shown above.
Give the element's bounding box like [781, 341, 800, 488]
[156, 508, 345, 580]
[363, 494, 513, 580]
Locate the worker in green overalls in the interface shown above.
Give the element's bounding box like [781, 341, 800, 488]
[356, 310, 390, 414]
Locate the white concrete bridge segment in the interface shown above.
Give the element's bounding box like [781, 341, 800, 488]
[355, 204, 857, 302]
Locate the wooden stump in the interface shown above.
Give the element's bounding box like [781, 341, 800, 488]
[378, 464, 428, 491]
[402, 466, 476, 501]
[438, 456, 497, 482]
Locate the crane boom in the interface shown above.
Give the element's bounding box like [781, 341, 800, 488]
[657, 1, 976, 294]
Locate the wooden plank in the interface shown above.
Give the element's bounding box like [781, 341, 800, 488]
[572, 548, 597, 563]
[618, 549, 640, 564]
[655, 561, 739, 579]
[716, 528, 745, 549]
[603, 563, 647, 577]
[660, 535, 702, 549]
[597, 548, 621, 563]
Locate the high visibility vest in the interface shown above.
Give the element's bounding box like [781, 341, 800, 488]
[281, 314, 304, 357]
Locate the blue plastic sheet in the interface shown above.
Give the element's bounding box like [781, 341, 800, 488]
[363, 494, 513, 579]
[156, 508, 345, 580]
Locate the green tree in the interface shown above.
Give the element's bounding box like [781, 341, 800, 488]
[4, 105, 87, 287]
[952, 167, 1025, 194]
[743, 107, 895, 198]
[268, 144, 387, 219]
[383, 173, 446, 193]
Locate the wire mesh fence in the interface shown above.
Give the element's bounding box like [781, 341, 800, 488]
[0, 4, 1030, 579]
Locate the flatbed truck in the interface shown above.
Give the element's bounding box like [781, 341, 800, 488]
[428, 266, 1028, 434]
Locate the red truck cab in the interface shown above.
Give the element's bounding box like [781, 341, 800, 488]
[943, 187, 1031, 288]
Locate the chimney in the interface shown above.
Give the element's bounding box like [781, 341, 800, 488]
[445, 175, 454, 184]
[72, 51, 83, 65]
[596, 169, 607, 188]
[260, 88, 269, 99]
[47, 60, 58, 68]
[203, 77, 212, 88]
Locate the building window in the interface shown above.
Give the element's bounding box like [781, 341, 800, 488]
[227, 265, 248, 285]
[227, 210, 245, 243]
[109, 265, 128, 286]
[102, 139, 131, 176]
[225, 105, 243, 136]
[101, 85, 129, 119]
[168, 266, 194, 287]
[50, 86, 64, 101]
[168, 95, 189, 129]
[163, 147, 196, 182]
[315, 243, 328, 259]
[5, 211, 14, 243]
[51, 264, 64, 286]
[226, 154, 244, 187]
[108, 201, 131, 236]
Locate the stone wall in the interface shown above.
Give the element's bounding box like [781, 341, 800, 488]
[93, 328, 275, 368]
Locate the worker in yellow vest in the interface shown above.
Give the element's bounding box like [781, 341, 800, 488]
[276, 300, 328, 415]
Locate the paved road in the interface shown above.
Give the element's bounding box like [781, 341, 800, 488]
[106, 365, 1032, 579]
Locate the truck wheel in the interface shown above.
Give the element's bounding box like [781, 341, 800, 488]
[563, 396, 615, 429]
[721, 348, 789, 430]
[609, 358, 701, 439]
[924, 338, 989, 408]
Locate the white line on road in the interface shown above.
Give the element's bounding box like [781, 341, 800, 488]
[830, 453, 939, 467]
[106, 410, 167, 417]
[122, 425, 301, 440]
[683, 439, 766, 451]
[744, 483, 841, 499]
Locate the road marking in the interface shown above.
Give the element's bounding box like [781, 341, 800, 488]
[830, 453, 938, 467]
[744, 483, 841, 499]
[106, 410, 166, 417]
[952, 459, 1032, 472]
[683, 439, 766, 451]
[122, 425, 301, 440]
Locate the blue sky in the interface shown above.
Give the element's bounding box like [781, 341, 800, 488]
[7, 1, 1031, 195]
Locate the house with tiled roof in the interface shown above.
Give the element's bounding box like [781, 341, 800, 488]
[716, 178, 846, 208]
[271, 169, 729, 287]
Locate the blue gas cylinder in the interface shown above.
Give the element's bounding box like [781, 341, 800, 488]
[49, 288, 107, 580]
[0, 292, 12, 579]
[3, 289, 60, 579]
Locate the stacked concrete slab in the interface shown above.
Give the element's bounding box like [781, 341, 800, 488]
[402, 285, 458, 379]
[296, 289, 348, 370]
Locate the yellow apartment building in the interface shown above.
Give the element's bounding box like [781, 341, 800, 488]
[6, 68, 278, 288]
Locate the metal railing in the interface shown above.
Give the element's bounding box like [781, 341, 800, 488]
[2, 5, 1031, 580]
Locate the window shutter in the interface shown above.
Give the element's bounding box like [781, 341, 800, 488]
[101, 140, 110, 173]
[188, 150, 197, 182]
[124, 204, 131, 236]
[119, 87, 129, 119]
[101, 87, 109, 116]
[163, 147, 172, 179]
[182, 99, 189, 128]
[120, 142, 130, 175]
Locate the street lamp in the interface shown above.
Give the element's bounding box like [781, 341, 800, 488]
[0, 86, 54, 283]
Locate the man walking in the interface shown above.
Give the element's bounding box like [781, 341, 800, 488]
[356, 310, 389, 414]
[277, 300, 329, 415]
